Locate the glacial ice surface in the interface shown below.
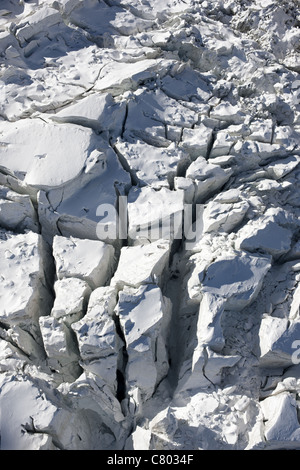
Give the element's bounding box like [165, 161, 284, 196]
[0, 0, 300, 451]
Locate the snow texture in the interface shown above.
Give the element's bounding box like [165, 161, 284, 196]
[1, 0, 300, 451]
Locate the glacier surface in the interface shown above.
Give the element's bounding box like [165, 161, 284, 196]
[0, 0, 300, 450]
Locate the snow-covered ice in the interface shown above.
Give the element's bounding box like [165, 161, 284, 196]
[1, 0, 300, 451]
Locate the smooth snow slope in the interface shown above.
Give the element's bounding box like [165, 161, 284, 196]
[0, 0, 300, 450]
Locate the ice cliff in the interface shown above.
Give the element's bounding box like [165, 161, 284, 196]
[0, 0, 300, 450]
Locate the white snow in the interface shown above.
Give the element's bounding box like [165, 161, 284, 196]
[185, 157, 233, 203]
[0, 186, 38, 232]
[1, 0, 300, 451]
[116, 284, 171, 403]
[71, 286, 120, 385]
[210, 101, 245, 125]
[52, 235, 115, 289]
[260, 393, 300, 448]
[180, 124, 213, 159]
[52, 93, 127, 138]
[0, 231, 52, 326]
[115, 139, 188, 188]
[236, 217, 293, 259]
[111, 239, 170, 289]
[127, 186, 185, 244]
[0, 120, 101, 188]
[51, 277, 92, 324]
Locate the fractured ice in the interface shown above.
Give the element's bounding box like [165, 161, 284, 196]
[1, 0, 300, 451]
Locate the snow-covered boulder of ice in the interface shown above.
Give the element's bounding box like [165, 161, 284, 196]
[111, 239, 170, 289]
[0, 375, 59, 450]
[57, 371, 126, 443]
[183, 252, 211, 306]
[0, 336, 30, 376]
[115, 284, 171, 402]
[236, 218, 293, 259]
[129, 87, 198, 128]
[202, 191, 250, 233]
[210, 101, 245, 125]
[210, 130, 236, 159]
[127, 186, 184, 244]
[68, 0, 154, 40]
[50, 278, 92, 325]
[53, 235, 115, 289]
[184, 252, 272, 353]
[173, 177, 195, 204]
[202, 253, 271, 311]
[193, 293, 228, 353]
[273, 125, 298, 146]
[177, 344, 241, 393]
[259, 317, 300, 369]
[52, 93, 126, 139]
[123, 88, 198, 143]
[0, 120, 104, 189]
[126, 426, 152, 450]
[115, 139, 188, 189]
[72, 287, 117, 360]
[94, 58, 170, 95]
[161, 67, 212, 102]
[0, 186, 39, 232]
[148, 407, 178, 440]
[265, 155, 300, 180]
[185, 157, 233, 203]
[54, 0, 81, 16]
[15, 6, 62, 45]
[180, 124, 213, 159]
[257, 142, 291, 162]
[39, 315, 81, 381]
[0, 231, 52, 327]
[148, 386, 261, 449]
[38, 142, 131, 242]
[248, 119, 273, 143]
[260, 392, 300, 449]
[71, 287, 120, 386]
[0, 372, 117, 450]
